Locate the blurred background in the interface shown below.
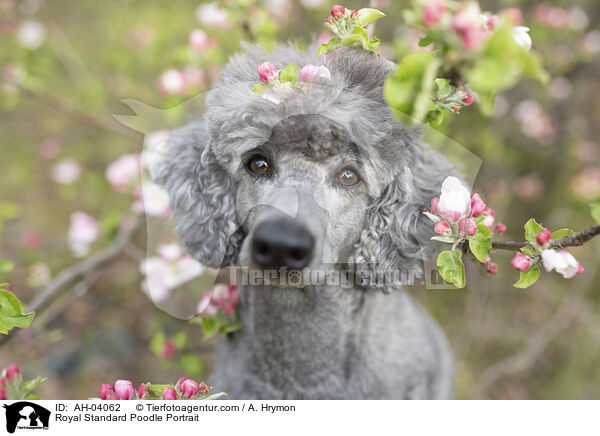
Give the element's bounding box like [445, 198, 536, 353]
[1, 0, 599, 399]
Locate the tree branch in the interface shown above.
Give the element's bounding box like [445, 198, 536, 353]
[490, 224, 600, 251]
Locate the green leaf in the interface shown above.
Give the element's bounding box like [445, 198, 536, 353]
[520, 246, 537, 257]
[149, 331, 165, 356]
[524, 218, 545, 243]
[341, 33, 367, 47]
[317, 37, 342, 55]
[149, 384, 173, 396]
[251, 83, 268, 94]
[0, 260, 14, 275]
[201, 317, 218, 340]
[279, 64, 300, 83]
[590, 199, 600, 225]
[179, 353, 204, 375]
[424, 108, 444, 127]
[172, 331, 187, 348]
[514, 266, 541, 289]
[219, 320, 242, 334]
[423, 211, 441, 223]
[0, 289, 35, 334]
[366, 37, 380, 51]
[21, 376, 47, 397]
[356, 8, 385, 27]
[551, 228, 574, 239]
[384, 51, 440, 124]
[469, 224, 492, 263]
[437, 249, 466, 288]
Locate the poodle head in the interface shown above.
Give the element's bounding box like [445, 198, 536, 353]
[152, 45, 453, 289]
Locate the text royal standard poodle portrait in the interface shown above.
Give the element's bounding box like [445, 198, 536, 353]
[151, 44, 456, 399]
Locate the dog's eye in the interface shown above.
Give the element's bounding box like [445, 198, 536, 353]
[336, 169, 360, 186]
[248, 156, 270, 175]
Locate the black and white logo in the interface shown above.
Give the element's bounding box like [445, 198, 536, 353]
[3, 402, 50, 433]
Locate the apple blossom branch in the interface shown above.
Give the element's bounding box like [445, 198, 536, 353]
[0, 217, 143, 347]
[490, 225, 600, 251]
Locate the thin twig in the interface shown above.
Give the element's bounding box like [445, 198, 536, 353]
[15, 83, 140, 141]
[490, 224, 600, 251]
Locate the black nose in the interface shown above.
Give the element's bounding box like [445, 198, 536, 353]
[252, 218, 314, 270]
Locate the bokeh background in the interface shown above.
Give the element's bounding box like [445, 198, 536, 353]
[1, 0, 599, 399]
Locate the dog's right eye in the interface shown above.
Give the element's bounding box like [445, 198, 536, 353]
[247, 155, 271, 175]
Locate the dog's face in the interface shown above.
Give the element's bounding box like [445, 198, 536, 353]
[234, 115, 373, 278]
[152, 46, 454, 289]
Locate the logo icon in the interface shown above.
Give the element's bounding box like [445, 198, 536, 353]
[3, 402, 50, 433]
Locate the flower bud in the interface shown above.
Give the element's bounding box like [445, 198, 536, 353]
[198, 382, 210, 393]
[181, 379, 199, 399]
[331, 5, 346, 19]
[577, 264, 584, 275]
[437, 176, 471, 222]
[536, 229, 551, 246]
[434, 221, 451, 236]
[430, 197, 439, 215]
[423, 0, 445, 27]
[510, 253, 531, 271]
[162, 387, 178, 400]
[0, 389, 6, 400]
[494, 223, 507, 235]
[298, 64, 331, 82]
[99, 384, 114, 400]
[107, 394, 119, 400]
[189, 29, 210, 52]
[114, 380, 135, 400]
[470, 193, 486, 217]
[350, 10, 359, 19]
[136, 384, 148, 399]
[462, 93, 474, 106]
[178, 376, 187, 385]
[5, 364, 20, 380]
[487, 14, 499, 30]
[482, 254, 492, 267]
[257, 61, 278, 84]
[162, 338, 177, 359]
[459, 217, 477, 236]
[487, 264, 498, 274]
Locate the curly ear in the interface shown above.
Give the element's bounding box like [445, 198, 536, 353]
[151, 122, 242, 267]
[352, 143, 454, 290]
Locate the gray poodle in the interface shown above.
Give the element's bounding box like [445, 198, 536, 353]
[152, 44, 455, 399]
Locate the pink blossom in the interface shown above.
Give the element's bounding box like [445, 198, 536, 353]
[114, 380, 135, 400]
[331, 5, 345, 19]
[437, 176, 471, 222]
[183, 67, 206, 88]
[486, 14, 499, 30]
[136, 384, 148, 399]
[430, 197, 439, 215]
[458, 217, 477, 236]
[142, 130, 171, 171]
[487, 264, 498, 274]
[162, 338, 177, 359]
[157, 69, 188, 96]
[470, 193, 486, 217]
[494, 223, 507, 235]
[5, 364, 19, 380]
[462, 93, 474, 106]
[196, 2, 231, 29]
[511, 253, 531, 271]
[162, 387, 178, 400]
[423, 0, 445, 27]
[536, 229, 552, 246]
[106, 154, 141, 192]
[502, 7, 522, 25]
[138, 181, 171, 217]
[434, 221, 451, 236]
[541, 249, 583, 279]
[51, 158, 83, 184]
[298, 64, 331, 82]
[39, 138, 62, 159]
[482, 255, 492, 267]
[157, 243, 182, 262]
[68, 212, 99, 257]
[197, 293, 219, 317]
[189, 29, 210, 52]
[452, 10, 484, 51]
[181, 379, 199, 398]
[99, 384, 113, 400]
[257, 62, 279, 83]
[0, 389, 5, 400]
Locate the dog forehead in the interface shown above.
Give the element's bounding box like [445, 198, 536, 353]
[267, 114, 358, 161]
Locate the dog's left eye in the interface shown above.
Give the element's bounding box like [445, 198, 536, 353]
[336, 169, 360, 186]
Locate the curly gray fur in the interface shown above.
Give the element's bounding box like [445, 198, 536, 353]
[152, 44, 455, 399]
